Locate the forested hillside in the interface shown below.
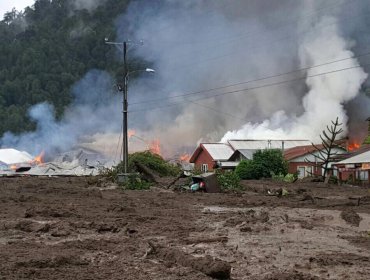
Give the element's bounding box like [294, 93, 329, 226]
[0, 0, 132, 135]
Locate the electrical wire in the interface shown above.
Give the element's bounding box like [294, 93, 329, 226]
[129, 61, 370, 114]
[147, 0, 366, 72]
[130, 50, 370, 106]
[188, 100, 249, 122]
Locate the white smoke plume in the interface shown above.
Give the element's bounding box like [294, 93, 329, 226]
[117, 0, 370, 154]
[222, 16, 368, 142]
[0, 70, 121, 158]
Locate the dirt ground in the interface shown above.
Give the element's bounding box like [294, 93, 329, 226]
[1, 177, 370, 279]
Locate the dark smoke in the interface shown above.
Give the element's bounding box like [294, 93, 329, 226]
[1, 0, 370, 158]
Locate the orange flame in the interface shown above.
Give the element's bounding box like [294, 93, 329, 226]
[128, 129, 136, 139]
[10, 165, 17, 171]
[179, 153, 191, 162]
[149, 139, 161, 155]
[30, 151, 45, 165]
[348, 142, 361, 151]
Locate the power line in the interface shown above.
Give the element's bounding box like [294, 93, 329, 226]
[129, 61, 370, 114]
[188, 100, 249, 122]
[148, 0, 366, 71]
[130, 50, 370, 106]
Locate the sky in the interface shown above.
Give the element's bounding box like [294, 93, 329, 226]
[0, 0, 34, 18]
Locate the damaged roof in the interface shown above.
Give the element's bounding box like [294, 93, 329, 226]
[0, 148, 33, 165]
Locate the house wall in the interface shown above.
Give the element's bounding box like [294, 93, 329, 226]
[335, 164, 370, 183]
[194, 150, 216, 171]
[289, 148, 346, 163]
[288, 162, 322, 177]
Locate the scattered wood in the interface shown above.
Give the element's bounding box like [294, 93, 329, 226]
[183, 236, 228, 245]
[147, 241, 231, 279]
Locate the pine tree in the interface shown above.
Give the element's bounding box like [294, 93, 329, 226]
[305, 117, 344, 181]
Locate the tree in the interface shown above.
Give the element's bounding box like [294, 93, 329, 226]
[235, 149, 288, 180]
[305, 117, 344, 181]
[0, 0, 135, 136]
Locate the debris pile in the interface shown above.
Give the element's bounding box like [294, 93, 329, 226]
[0, 148, 114, 177]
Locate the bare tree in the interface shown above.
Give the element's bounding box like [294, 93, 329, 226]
[305, 117, 344, 182]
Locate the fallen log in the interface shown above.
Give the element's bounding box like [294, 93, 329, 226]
[148, 242, 231, 279]
[133, 161, 160, 183]
[165, 173, 183, 189]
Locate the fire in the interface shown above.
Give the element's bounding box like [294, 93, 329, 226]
[179, 153, 191, 162]
[149, 139, 161, 155]
[348, 142, 361, 151]
[10, 165, 17, 171]
[128, 129, 136, 139]
[30, 151, 45, 165]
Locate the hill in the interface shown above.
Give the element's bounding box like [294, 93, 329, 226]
[0, 0, 133, 136]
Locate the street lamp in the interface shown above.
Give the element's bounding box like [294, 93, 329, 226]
[105, 39, 154, 174]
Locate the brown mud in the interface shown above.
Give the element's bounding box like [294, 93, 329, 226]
[0, 177, 370, 279]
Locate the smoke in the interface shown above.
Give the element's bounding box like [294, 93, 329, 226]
[222, 16, 368, 142]
[2, 0, 370, 159]
[70, 0, 108, 12]
[0, 70, 121, 157]
[115, 0, 369, 153]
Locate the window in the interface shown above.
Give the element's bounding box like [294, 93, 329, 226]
[201, 164, 208, 173]
[359, 170, 369, 181]
[306, 166, 312, 176]
[298, 167, 305, 178]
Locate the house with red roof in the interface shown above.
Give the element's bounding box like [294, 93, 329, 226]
[190, 140, 311, 172]
[283, 145, 347, 178]
[332, 144, 370, 183]
[189, 143, 234, 172]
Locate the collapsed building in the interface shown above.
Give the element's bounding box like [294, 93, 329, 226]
[0, 148, 115, 176]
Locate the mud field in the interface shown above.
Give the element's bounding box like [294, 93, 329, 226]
[1, 177, 370, 279]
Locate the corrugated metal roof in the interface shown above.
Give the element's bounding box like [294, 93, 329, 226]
[0, 149, 33, 165]
[202, 143, 234, 161]
[238, 149, 257, 159]
[336, 150, 370, 164]
[228, 140, 311, 150]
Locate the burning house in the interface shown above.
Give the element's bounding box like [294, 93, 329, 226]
[332, 118, 370, 183]
[333, 149, 370, 184]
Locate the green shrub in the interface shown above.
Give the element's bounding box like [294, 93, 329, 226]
[328, 175, 338, 185]
[100, 151, 181, 190]
[216, 170, 242, 190]
[235, 149, 288, 180]
[115, 151, 181, 177]
[121, 173, 151, 190]
[235, 160, 261, 179]
[272, 173, 297, 183]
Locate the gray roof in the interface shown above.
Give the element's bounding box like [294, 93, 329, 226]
[336, 150, 370, 164]
[228, 140, 311, 150]
[202, 143, 234, 161]
[238, 149, 258, 160]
